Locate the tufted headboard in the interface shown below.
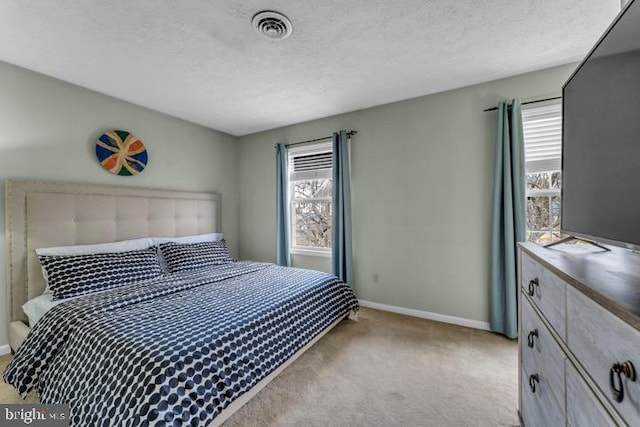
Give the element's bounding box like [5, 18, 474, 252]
[5, 180, 221, 323]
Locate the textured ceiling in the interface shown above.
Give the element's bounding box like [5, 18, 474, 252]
[0, 0, 621, 136]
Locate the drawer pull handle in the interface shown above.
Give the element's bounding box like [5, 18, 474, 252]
[527, 329, 538, 348]
[609, 361, 636, 403]
[528, 278, 539, 296]
[529, 374, 539, 393]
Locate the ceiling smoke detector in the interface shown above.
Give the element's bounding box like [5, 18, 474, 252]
[252, 11, 292, 40]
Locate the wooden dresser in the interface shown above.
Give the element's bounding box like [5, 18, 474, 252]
[518, 242, 640, 426]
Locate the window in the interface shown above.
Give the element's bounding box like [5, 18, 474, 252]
[288, 142, 333, 255]
[522, 101, 563, 244]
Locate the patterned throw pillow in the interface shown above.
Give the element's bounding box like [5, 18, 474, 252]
[38, 247, 164, 300]
[159, 240, 233, 273]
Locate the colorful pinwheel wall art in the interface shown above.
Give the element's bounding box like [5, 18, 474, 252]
[95, 130, 148, 176]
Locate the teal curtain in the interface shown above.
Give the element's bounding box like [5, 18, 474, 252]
[276, 142, 291, 267]
[490, 100, 526, 339]
[332, 130, 353, 285]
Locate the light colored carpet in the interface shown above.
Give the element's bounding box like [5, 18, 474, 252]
[0, 308, 519, 426]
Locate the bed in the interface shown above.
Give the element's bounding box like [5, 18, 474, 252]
[3, 180, 359, 426]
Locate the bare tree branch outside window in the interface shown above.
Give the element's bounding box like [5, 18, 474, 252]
[526, 172, 562, 244]
[291, 179, 332, 249]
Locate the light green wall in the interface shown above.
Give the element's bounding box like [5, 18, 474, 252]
[0, 60, 577, 348]
[0, 61, 239, 348]
[237, 64, 577, 324]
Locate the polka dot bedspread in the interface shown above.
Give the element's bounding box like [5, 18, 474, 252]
[4, 261, 359, 426]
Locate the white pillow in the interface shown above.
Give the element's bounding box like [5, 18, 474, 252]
[35, 237, 155, 256]
[153, 232, 224, 272]
[23, 288, 112, 328]
[23, 292, 65, 328]
[153, 232, 223, 245]
[36, 237, 156, 292]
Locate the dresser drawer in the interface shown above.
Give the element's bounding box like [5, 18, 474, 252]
[567, 285, 640, 423]
[520, 365, 565, 427]
[521, 253, 566, 340]
[521, 296, 565, 412]
[566, 360, 618, 427]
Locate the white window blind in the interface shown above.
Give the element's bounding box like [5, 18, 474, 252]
[289, 144, 332, 181]
[522, 102, 562, 173]
[291, 152, 332, 177]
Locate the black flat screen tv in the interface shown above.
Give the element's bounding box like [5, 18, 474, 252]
[562, 0, 640, 249]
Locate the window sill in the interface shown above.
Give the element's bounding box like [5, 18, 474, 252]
[290, 248, 332, 258]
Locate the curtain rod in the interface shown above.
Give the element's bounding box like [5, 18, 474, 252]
[281, 130, 358, 148]
[483, 96, 562, 112]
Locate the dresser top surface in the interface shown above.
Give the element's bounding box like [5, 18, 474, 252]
[519, 242, 640, 331]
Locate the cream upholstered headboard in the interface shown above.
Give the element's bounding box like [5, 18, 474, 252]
[5, 180, 221, 323]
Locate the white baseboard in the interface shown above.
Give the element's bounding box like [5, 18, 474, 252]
[358, 300, 491, 331]
[0, 344, 11, 356]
